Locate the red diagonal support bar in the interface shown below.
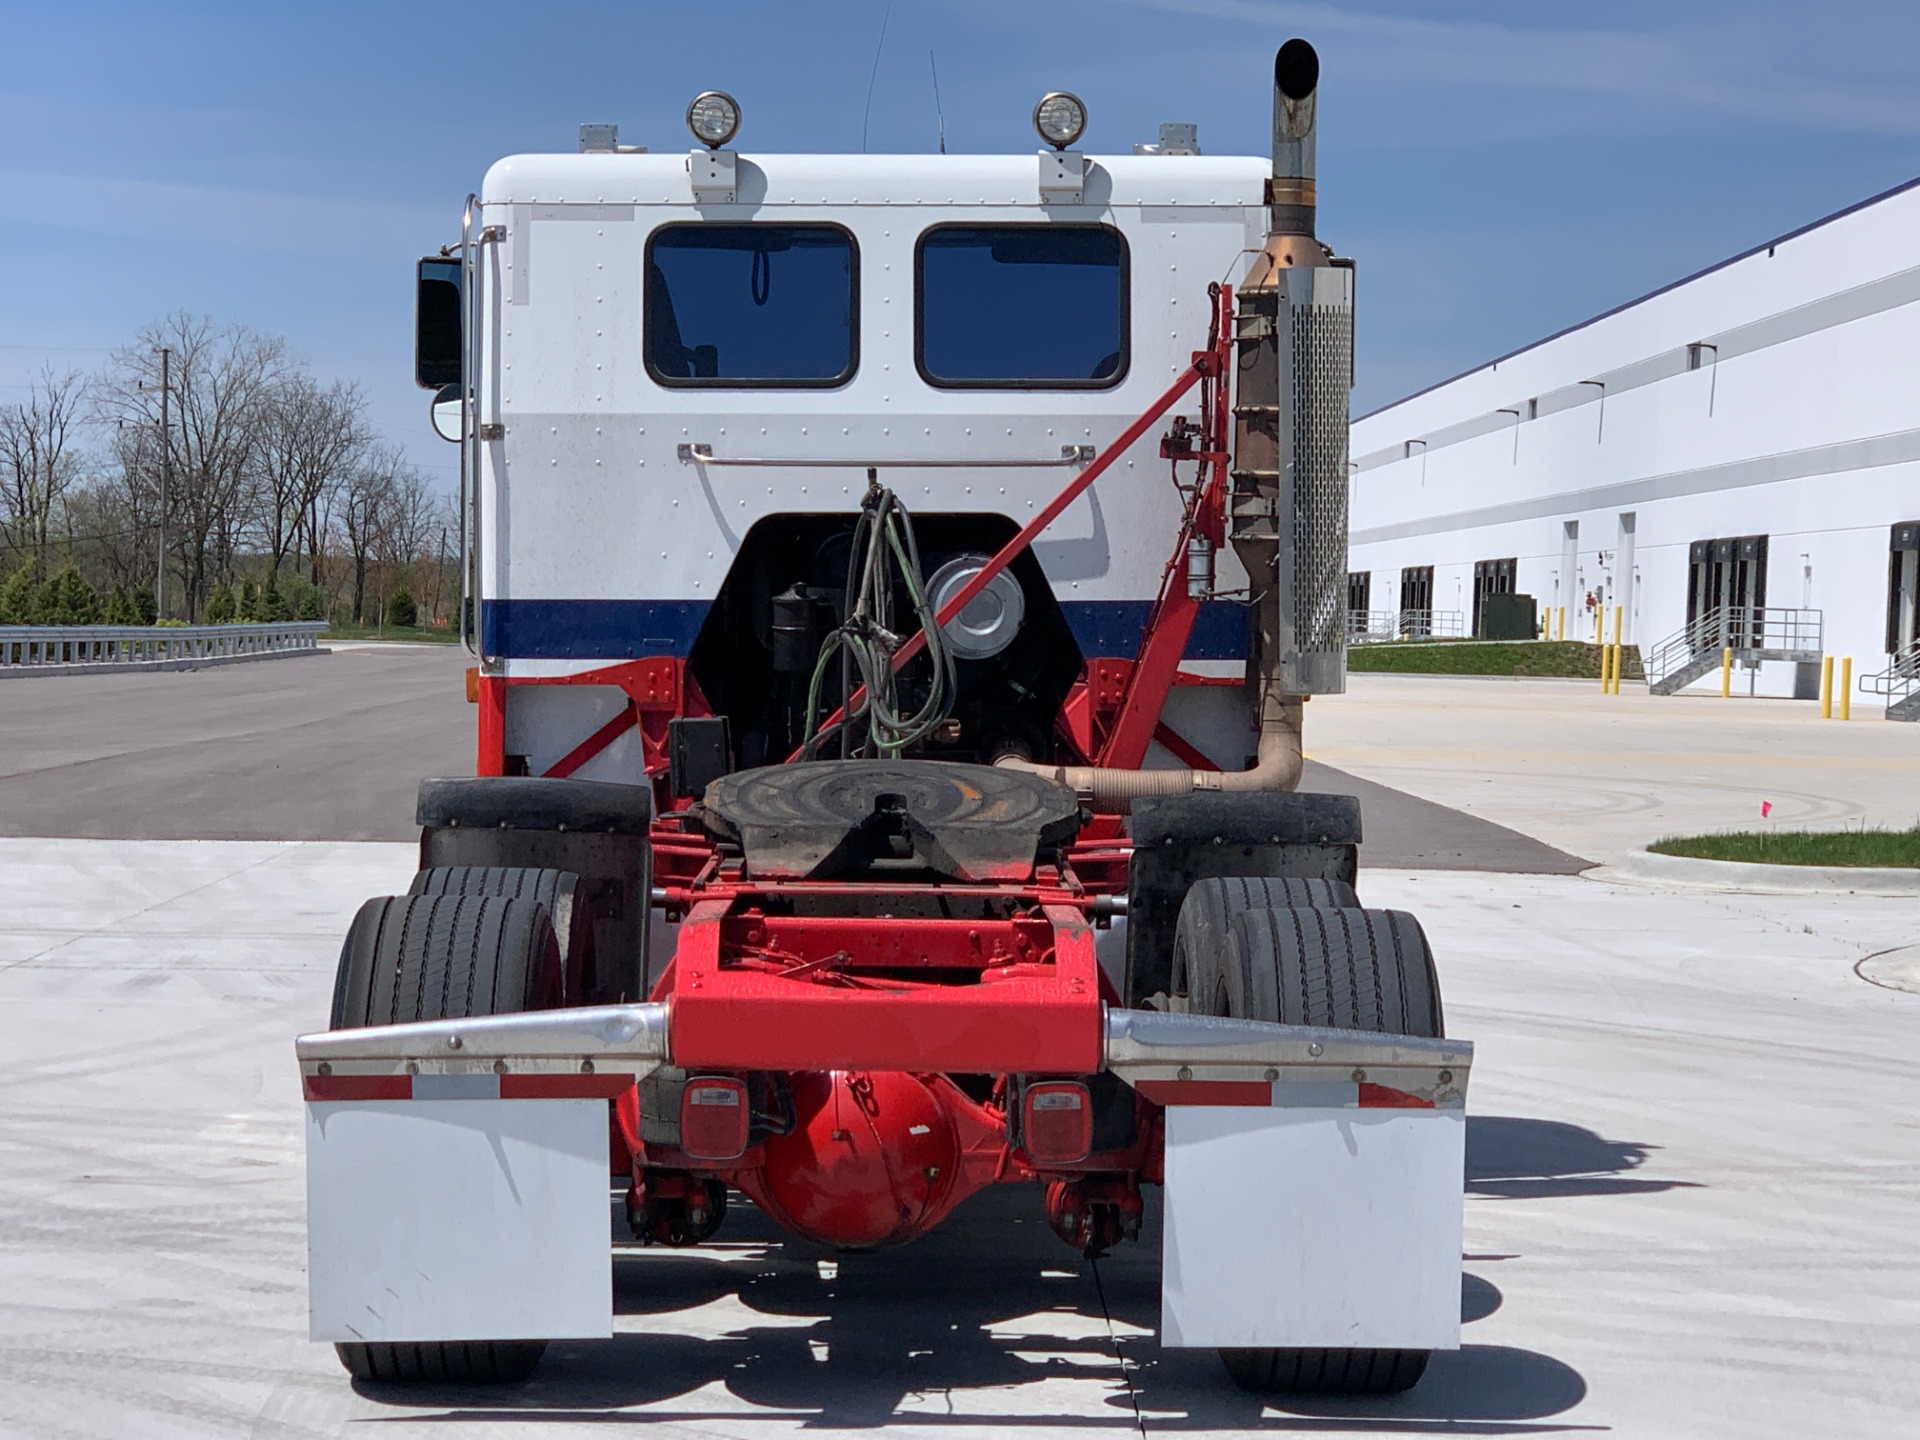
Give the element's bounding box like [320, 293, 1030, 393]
[793, 350, 1219, 759]
[544, 702, 638, 779]
[1097, 284, 1236, 770]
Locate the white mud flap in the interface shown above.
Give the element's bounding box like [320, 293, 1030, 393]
[1161, 1104, 1465, 1349]
[1102, 1007, 1471, 1352]
[305, 1096, 612, 1343]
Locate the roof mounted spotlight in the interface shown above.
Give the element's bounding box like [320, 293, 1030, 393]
[1033, 92, 1087, 150]
[686, 91, 742, 149]
[1034, 92, 1089, 204]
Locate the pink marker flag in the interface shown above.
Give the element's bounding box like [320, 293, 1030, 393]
[1760, 801, 1773, 818]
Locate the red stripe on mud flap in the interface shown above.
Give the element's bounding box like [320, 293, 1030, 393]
[1358, 1082, 1435, 1109]
[1134, 1079, 1274, 1107]
[303, 1074, 411, 1101]
[499, 1074, 635, 1100]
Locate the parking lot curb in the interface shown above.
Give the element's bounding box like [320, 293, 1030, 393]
[1596, 847, 1920, 896]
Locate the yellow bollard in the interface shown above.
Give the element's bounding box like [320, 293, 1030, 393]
[1721, 647, 1733, 698]
[1594, 610, 1603, 647]
[1841, 657, 1852, 720]
[1598, 643, 1610, 691]
[1555, 606, 1565, 641]
[1820, 655, 1834, 718]
[1610, 607, 1624, 693]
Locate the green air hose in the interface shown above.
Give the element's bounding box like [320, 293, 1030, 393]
[802, 477, 958, 759]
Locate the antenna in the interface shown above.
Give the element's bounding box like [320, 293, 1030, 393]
[860, 0, 894, 153]
[929, 50, 947, 155]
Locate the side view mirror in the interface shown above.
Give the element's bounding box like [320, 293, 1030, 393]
[415, 257, 462, 389]
[429, 383, 462, 444]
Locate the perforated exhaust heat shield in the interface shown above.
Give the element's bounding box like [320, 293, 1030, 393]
[1233, 264, 1353, 696]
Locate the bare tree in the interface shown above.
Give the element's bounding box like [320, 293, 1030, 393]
[254, 374, 367, 585]
[338, 444, 404, 625]
[94, 314, 293, 618]
[379, 463, 437, 575]
[0, 367, 89, 575]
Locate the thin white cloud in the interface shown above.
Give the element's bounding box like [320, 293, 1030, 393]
[0, 170, 449, 258]
[1114, 0, 1920, 135]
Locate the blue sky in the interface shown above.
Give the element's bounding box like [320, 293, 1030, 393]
[5, 0, 1920, 484]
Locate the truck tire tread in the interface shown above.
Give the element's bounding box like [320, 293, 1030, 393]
[330, 892, 560, 1029]
[1225, 904, 1441, 1036]
[1221, 1345, 1429, 1395]
[335, 1339, 546, 1384]
[409, 865, 595, 1004]
[1169, 876, 1358, 1011]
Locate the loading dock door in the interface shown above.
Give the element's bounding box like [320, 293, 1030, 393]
[1472, 558, 1516, 637]
[1890, 523, 1920, 655]
[1688, 534, 1768, 646]
[1399, 566, 1434, 638]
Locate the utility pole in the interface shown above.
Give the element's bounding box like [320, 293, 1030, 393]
[155, 346, 172, 619]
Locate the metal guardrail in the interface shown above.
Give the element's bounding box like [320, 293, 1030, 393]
[0, 621, 328, 670]
[1348, 609, 1467, 643]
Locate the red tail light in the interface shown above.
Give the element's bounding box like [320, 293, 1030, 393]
[1021, 1080, 1093, 1165]
[679, 1076, 750, 1161]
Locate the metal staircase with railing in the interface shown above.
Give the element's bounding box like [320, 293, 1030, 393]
[1644, 606, 1823, 696]
[1862, 637, 1920, 721]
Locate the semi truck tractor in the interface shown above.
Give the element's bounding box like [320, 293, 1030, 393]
[299, 38, 1472, 1397]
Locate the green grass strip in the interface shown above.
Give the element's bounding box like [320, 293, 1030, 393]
[1348, 640, 1640, 679]
[320, 624, 460, 644]
[1649, 826, 1920, 868]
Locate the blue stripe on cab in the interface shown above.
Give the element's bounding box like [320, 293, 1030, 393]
[482, 600, 709, 659]
[1057, 601, 1248, 662]
[482, 598, 1248, 662]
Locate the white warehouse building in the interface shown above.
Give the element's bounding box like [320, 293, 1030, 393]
[1346, 176, 1920, 714]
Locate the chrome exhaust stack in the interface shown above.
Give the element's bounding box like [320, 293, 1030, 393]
[1269, 36, 1319, 238]
[994, 37, 1351, 806]
[1232, 37, 1353, 706]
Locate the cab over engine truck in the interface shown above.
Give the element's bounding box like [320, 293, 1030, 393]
[300, 39, 1472, 1397]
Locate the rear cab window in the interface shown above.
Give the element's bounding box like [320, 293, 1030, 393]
[645, 223, 858, 387]
[915, 224, 1129, 389]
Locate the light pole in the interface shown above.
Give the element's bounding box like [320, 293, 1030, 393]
[154, 346, 172, 619]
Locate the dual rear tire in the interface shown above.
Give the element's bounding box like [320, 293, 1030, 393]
[328, 876, 569, 1385]
[335, 1339, 546, 1385]
[1172, 877, 1444, 1397]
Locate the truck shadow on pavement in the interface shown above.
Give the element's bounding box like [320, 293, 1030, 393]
[1468, 1115, 1697, 1199]
[354, 1181, 1596, 1432]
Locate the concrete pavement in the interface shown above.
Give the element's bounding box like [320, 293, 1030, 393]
[1311, 674, 1920, 866]
[2, 837, 1915, 1437]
